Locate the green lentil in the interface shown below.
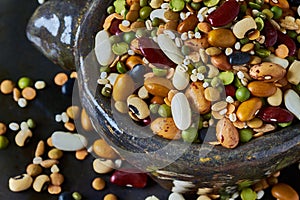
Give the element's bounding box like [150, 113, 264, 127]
[203, 113, 211, 120]
[198, 117, 203, 129]
[113, 0, 126, 14]
[197, 65, 207, 74]
[203, 0, 220, 7]
[248, 2, 261, 9]
[152, 17, 160, 27]
[107, 5, 115, 14]
[153, 68, 168, 77]
[101, 86, 112, 97]
[181, 127, 198, 143]
[140, 0, 148, 7]
[255, 48, 271, 58]
[116, 61, 127, 74]
[240, 188, 257, 200]
[27, 118, 36, 129]
[287, 56, 296, 63]
[135, 29, 148, 38]
[240, 4, 247, 13]
[112, 42, 129, 56]
[110, 35, 121, 44]
[149, 104, 159, 114]
[181, 45, 190, 56]
[253, 42, 261, 51]
[158, 104, 172, 117]
[169, 0, 185, 12]
[139, 6, 152, 20]
[234, 76, 243, 88]
[100, 66, 111, 73]
[296, 35, 300, 43]
[190, 2, 201, 10]
[240, 38, 249, 45]
[287, 30, 297, 39]
[218, 71, 234, 85]
[235, 87, 250, 102]
[270, 6, 282, 19]
[0, 135, 9, 149]
[262, 9, 274, 19]
[239, 128, 253, 143]
[123, 32, 136, 44]
[18, 77, 33, 89]
[72, 192, 82, 200]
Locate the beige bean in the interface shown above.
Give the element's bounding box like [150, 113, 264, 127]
[246, 118, 263, 129]
[35, 140, 45, 157]
[267, 87, 283, 106]
[93, 158, 115, 174]
[204, 87, 220, 102]
[205, 47, 222, 56]
[33, 174, 50, 192]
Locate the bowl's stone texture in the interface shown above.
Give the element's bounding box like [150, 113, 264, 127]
[26, 0, 300, 194]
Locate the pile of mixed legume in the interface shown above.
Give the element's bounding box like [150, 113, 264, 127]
[95, 0, 300, 148]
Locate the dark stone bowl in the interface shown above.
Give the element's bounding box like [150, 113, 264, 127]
[27, 0, 300, 194]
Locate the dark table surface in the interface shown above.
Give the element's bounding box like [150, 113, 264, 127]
[0, 0, 299, 200]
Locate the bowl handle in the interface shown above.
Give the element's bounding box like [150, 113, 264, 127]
[26, 0, 93, 70]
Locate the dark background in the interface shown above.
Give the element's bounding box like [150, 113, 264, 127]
[0, 0, 299, 199]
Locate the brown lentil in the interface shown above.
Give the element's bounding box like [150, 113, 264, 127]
[13, 88, 21, 102]
[47, 184, 62, 194]
[54, 72, 68, 86]
[0, 79, 14, 94]
[0, 122, 7, 135]
[48, 148, 63, 160]
[47, 137, 54, 147]
[50, 173, 64, 186]
[64, 122, 75, 132]
[21, 87, 37, 100]
[104, 193, 118, 200]
[75, 148, 89, 160]
[92, 177, 106, 191]
[66, 105, 80, 119]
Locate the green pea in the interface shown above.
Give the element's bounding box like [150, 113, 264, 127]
[0, 135, 9, 149]
[218, 71, 234, 85]
[18, 77, 33, 89]
[255, 48, 271, 58]
[140, 6, 152, 19]
[140, 0, 148, 7]
[149, 104, 159, 114]
[278, 121, 292, 128]
[107, 5, 115, 14]
[153, 68, 168, 77]
[211, 77, 222, 88]
[182, 127, 198, 143]
[255, 17, 264, 31]
[287, 30, 297, 39]
[239, 128, 253, 143]
[116, 61, 127, 74]
[190, 2, 201, 10]
[101, 86, 112, 97]
[170, 0, 185, 12]
[262, 9, 274, 19]
[152, 17, 160, 27]
[203, 113, 211, 120]
[270, 6, 282, 19]
[181, 45, 190, 56]
[72, 192, 82, 200]
[203, 0, 220, 7]
[253, 41, 261, 51]
[100, 66, 111, 73]
[296, 35, 300, 43]
[248, 2, 261, 9]
[240, 38, 249, 45]
[112, 42, 129, 56]
[123, 31, 136, 43]
[240, 4, 247, 13]
[240, 188, 257, 200]
[158, 104, 172, 117]
[110, 35, 121, 44]
[198, 117, 203, 129]
[114, 0, 126, 14]
[286, 56, 296, 63]
[27, 118, 36, 129]
[235, 87, 250, 102]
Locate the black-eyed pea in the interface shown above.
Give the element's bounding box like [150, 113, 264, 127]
[35, 140, 45, 157]
[33, 174, 50, 192]
[246, 118, 263, 129]
[8, 174, 33, 192]
[48, 148, 63, 160]
[26, 164, 43, 177]
[15, 129, 32, 147]
[47, 184, 62, 194]
[127, 96, 150, 120]
[50, 173, 64, 186]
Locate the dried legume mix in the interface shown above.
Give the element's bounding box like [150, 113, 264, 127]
[95, 0, 300, 148]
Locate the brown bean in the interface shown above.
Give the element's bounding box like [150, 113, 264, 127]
[210, 53, 232, 71]
[216, 118, 239, 149]
[92, 177, 106, 191]
[236, 97, 263, 122]
[144, 77, 174, 97]
[0, 79, 14, 94]
[247, 81, 277, 97]
[93, 139, 118, 159]
[271, 183, 299, 200]
[177, 14, 198, 33]
[112, 74, 135, 101]
[208, 29, 236, 48]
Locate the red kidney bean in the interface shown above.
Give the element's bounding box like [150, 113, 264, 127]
[258, 106, 294, 123]
[109, 19, 122, 35]
[206, 0, 240, 27]
[225, 85, 236, 97]
[276, 30, 296, 56]
[263, 20, 278, 48]
[110, 170, 148, 188]
[138, 37, 176, 68]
